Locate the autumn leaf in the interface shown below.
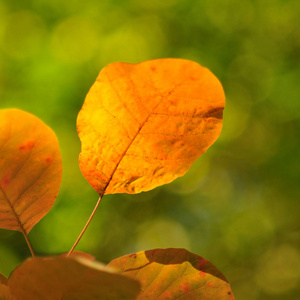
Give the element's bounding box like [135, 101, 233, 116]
[0, 274, 11, 300]
[7, 256, 140, 300]
[0, 274, 7, 285]
[0, 109, 62, 236]
[77, 58, 225, 195]
[108, 248, 234, 300]
[0, 282, 11, 300]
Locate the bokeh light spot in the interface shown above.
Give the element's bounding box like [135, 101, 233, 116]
[227, 55, 274, 103]
[132, 0, 179, 9]
[205, 0, 254, 32]
[220, 99, 251, 142]
[223, 209, 275, 257]
[95, 16, 165, 65]
[2, 11, 46, 59]
[136, 219, 190, 251]
[0, 2, 8, 42]
[255, 244, 300, 295]
[167, 156, 211, 195]
[51, 16, 99, 64]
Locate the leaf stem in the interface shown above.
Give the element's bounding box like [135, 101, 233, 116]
[23, 233, 35, 257]
[67, 195, 103, 256]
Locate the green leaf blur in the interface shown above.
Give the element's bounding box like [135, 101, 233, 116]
[0, 0, 299, 299]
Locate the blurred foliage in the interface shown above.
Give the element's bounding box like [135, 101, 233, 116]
[0, 0, 299, 299]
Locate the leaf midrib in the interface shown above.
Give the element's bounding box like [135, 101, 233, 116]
[0, 185, 27, 235]
[100, 72, 181, 195]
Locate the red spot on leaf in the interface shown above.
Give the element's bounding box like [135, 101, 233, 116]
[181, 284, 190, 293]
[163, 292, 172, 297]
[1, 172, 10, 188]
[19, 140, 35, 151]
[45, 156, 53, 164]
[198, 258, 207, 270]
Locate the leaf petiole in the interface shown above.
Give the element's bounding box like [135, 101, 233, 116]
[24, 233, 35, 258]
[67, 195, 103, 256]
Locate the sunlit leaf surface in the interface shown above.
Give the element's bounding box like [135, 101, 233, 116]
[0, 109, 62, 234]
[108, 248, 234, 299]
[8, 256, 140, 300]
[77, 58, 225, 195]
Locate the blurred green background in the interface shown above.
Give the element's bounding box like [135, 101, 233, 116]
[0, 0, 299, 298]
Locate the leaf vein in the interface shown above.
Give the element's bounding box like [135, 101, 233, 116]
[105, 72, 141, 126]
[0, 118, 12, 152]
[156, 263, 190, 299]
[0, 185, 27, 235]
[99, 104, 131, 140]
[101, 77, 190, 194]
[125, 153, 198, 161]
[139, 132, 202, 137]
[14, 164, 52, 207]
[141, 251, 169, 293]
[150, 112, 205, 119]
[7, 134, 41, 189]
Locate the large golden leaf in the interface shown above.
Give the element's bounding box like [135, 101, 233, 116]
[108, 248, 234, 299]
[0, 109, 62, 234]
[77, 58, 225, 195]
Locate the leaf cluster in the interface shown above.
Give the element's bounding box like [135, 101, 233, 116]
[0, 59, 232, 299]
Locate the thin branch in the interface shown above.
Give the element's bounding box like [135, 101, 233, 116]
[67, 195, 103, 256]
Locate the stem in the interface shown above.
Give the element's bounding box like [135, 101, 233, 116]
[24, 233, 35, 258]
[67, 195, 103, 256]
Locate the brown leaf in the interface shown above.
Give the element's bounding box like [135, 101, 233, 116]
[59, 251, 95, 260]
[108, 248, 234, 300]
[0, 274, 7, 284]
[77, 58, 225, 195]
[0, 109, 62, 234]
[0, 274, 11, 300]
[8, 256, 140, 300]
[0, 283, 12, 300]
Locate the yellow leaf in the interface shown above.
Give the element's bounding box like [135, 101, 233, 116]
[77, 58, 225, 195]
[0, 109, 62, 234]
[108, 248, 234, 299]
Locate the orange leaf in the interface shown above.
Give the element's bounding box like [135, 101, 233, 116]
[8, 256, 140, 300]
[77, 58, 225, 195]
[0, 109, 62, 234]
[0, 274, 11, 300]
[0, 274, 7, 284]
[0, 283, 11, 300]
[108, 248, 234, 300]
